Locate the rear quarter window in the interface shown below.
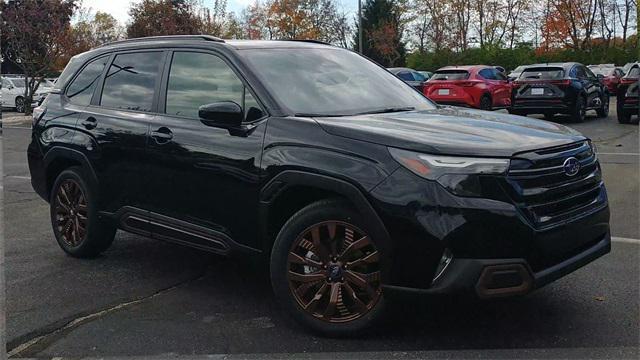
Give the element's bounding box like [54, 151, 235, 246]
[431, 70, 470, 80]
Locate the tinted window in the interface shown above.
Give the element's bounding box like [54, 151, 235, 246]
[66, 56, 108, 105]
[238, 48, 435, 116]
[101, 52, 163, 112]
[244, 91, 264, 122]
[397, 71, 414, 81]
[520, 67, 564, 80]
[431, 70, 470, 80]
[478, 69, 495, 80]
[584, 67, 597, 79]
[574, 66, 587, 79]
[412, 71, 426, 81]
[494, 69, 508, 80]
[166, 52, 246, 119]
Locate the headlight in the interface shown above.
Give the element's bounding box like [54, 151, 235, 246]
[388, 147, 509, 197]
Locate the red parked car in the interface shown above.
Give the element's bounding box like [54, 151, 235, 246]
[423, 65, 512, 110]
[588, 65, 625, 94]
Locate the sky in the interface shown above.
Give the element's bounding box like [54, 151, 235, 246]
[81, 0, 358, 25]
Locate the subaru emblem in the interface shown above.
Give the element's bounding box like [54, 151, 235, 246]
[562, 157, 580, 176]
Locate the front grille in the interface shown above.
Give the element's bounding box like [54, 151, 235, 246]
[503, 141, 606, 229]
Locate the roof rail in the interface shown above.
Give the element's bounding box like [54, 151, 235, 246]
[105, 35, 225, 47]
[284, 39, 331, 46]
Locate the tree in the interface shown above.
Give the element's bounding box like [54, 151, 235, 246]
[57, 11, 123, 70]
[127, 0, 203, 38]
[354, 0, 406, 66]
[1, 0, 77, 115]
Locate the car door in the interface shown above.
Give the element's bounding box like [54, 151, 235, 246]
[491, 69, 511, 107]
[73, 50, 165, 225]
[478, 68, 502, 107]
[144, 50, 268, 252]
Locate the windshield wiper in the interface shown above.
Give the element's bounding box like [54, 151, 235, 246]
[353, 106, 415, 115]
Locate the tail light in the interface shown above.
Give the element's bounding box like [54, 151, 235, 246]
[621, 78, 639, 85]
[547, 79, 572, 86]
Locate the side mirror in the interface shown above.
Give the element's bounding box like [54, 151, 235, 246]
[596, 74, 604, 80]
[198, 101, 243, 128]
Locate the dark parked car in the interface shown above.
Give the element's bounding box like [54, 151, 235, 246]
[387, 67, 427, 91]
[617, 63, 639, 124]
[510, 62, 609, 122]
[29, 36, 610, 335]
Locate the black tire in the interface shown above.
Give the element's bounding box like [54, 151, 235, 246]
[50, 167, 116, 258]
[617, 101, 631, 124]
[570, 96, 586, 122]
[479, 94, 492, 111]
[270, 198, 387, 336]
[15, 96, 25, 113]
[544, 112, 555, 121]
[596, 94, 609, 118]
[508, 108, 524, 116]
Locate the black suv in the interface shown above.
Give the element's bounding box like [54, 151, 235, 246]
[510, 62, 609, 122]
[29, 36, 610, 335]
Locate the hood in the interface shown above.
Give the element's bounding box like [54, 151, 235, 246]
[313, 107, 586, 157]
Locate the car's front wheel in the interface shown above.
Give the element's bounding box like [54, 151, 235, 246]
[50, 167, 116, 258]
[270, 199, 386, 336]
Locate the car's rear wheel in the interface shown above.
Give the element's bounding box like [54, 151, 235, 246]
[270, 199, 386, 336]
[571, 96, 586, 122]
[15, 96, 25, 113]
[596, 94, 609, 118]
[50, 167, 116, 258]
[479, 94, 492, 111]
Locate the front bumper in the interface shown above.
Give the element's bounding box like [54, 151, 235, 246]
[384, 232, 610, 298]
[370, 166, 610, 296]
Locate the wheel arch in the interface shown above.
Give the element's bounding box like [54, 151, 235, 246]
[43, 147, 98, 200]
[259, 170, 391, 256]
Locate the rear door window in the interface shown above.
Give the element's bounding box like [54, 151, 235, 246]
[520, 67, 565, 80]
[66, 56, 109, 106]
[431, 70, 470, 80]
[100, 52, 164, 112]
[478, 69, 495, 80]
[396, 71, 414, 81]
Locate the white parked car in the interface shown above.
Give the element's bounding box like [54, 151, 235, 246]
[1, 76, 50, 113]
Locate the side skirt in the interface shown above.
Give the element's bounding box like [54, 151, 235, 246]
[101, 206, 261, 256]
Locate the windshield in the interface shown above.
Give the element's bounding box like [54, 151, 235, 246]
[431, 70, 470, 80]
[238, 48, 435, 116]
[519, 67, 564, 80]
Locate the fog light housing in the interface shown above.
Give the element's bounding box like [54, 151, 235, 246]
[432, 248, 453, 284]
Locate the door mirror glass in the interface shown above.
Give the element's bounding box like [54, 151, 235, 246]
[199, 101, 243, 127]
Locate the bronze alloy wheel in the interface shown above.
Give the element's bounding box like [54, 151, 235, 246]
[53, 179, 88, 247]
[287, 220, 382, 323]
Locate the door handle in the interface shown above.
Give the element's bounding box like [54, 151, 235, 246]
[151, 127, 173, 143]
[81, 116, 97, 130]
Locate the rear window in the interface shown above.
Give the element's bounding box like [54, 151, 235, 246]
[519, 67, 564, 80]
[431, 70, 470, 80]
[590, 67, 614, 76]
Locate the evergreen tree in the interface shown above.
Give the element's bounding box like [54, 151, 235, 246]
[353, 0, 406, 67]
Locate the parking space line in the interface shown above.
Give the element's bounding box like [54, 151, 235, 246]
[6, 175, 31, 180]
[612, 236, 640, 244]
[598, 152, 639, 156]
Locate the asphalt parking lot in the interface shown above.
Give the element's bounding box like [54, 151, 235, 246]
[3, 103, 639, 358]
